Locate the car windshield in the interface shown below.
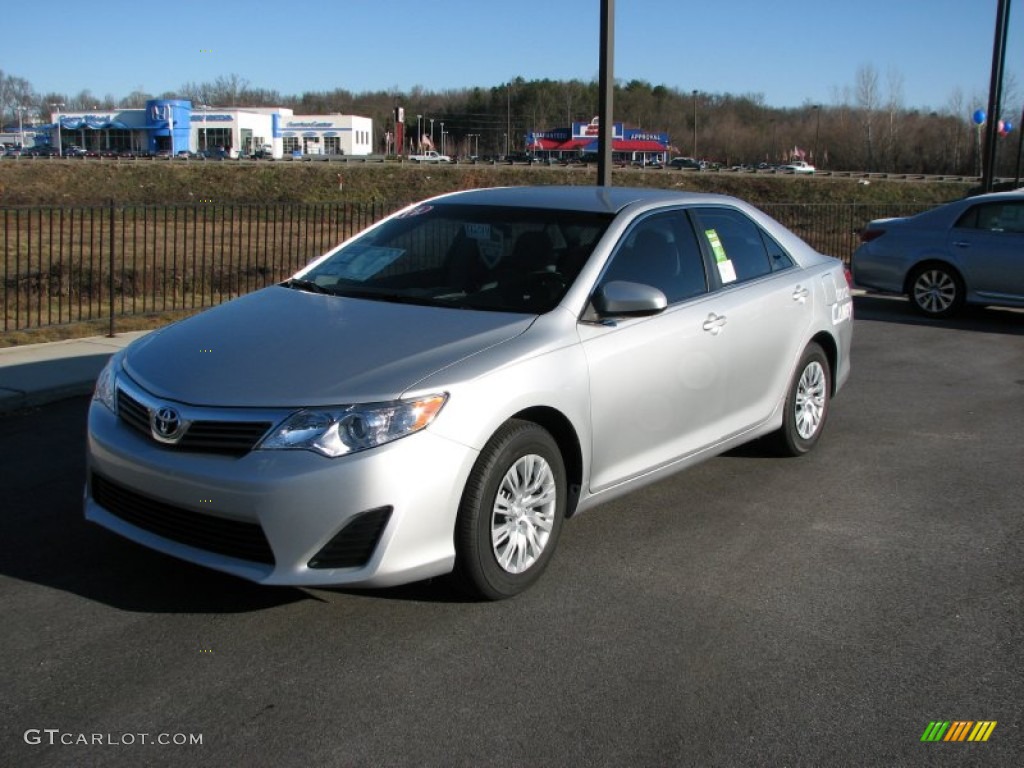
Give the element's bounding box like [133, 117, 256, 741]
[298, 203, 613, 313]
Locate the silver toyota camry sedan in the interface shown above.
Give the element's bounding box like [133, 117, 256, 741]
[86, 186, 853, 599]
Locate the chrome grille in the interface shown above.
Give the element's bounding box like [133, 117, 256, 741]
[116, 387, 274, 456]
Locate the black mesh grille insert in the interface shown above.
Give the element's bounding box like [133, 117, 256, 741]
[91, 473, 275, 565]
[116, 388, 272, 456]
[308, 507, 393, 569]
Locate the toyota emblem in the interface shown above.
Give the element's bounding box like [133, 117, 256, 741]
[151, 405, 186, 443]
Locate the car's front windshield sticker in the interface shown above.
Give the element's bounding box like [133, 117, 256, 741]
[705, 229, 737, 283]
[474, 227, 505, 268]
[395, 204, 433, 218]
[464, 223, 492, 240]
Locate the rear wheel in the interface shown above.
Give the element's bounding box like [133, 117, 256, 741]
[908, 263, 964, 318]
[454, 420, 565, 600]
[773, 342, 831, 457]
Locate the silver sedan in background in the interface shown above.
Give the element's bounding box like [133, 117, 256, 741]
[86, 186, 853, 599]
[852, 190, 1024, 318]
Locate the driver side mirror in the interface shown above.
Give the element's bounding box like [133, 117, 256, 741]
[592, 280, 668, 317]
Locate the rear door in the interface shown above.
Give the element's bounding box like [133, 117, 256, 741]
[689, 207, 815, 436]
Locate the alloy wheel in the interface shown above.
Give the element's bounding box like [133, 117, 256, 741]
[490, 454, 557, 574]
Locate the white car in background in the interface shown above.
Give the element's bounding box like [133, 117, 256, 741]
[779, 161, 815, 174]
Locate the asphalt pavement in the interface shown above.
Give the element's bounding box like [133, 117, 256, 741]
[1, 298, 1022, 767]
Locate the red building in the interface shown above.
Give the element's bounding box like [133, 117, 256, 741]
[527, 117, 669, 164]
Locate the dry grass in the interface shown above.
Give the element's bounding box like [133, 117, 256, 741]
[0, 158, 972, 207]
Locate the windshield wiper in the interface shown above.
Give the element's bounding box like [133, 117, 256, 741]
[281, 278, 332, 295]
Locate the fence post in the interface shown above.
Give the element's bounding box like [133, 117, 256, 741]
[108, 199, 116, 337]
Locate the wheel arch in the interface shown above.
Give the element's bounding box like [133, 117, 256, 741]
[809, 331, 839, 396]
[901, 258, 964, 295]
[511, 406, 584, 518]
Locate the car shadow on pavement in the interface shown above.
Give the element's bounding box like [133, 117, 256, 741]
[853, 293, 1024, 334]
[323, 578, 479, 604]
[0, 396, 314, 614]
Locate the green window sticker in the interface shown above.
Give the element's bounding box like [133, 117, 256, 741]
[704, 229, 737, 283]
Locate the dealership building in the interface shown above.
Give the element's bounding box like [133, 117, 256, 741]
[31, 99, 373, 158]
[528, 117, 670, 164]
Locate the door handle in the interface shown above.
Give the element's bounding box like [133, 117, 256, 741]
[702, 313, 727, 335]
[792, 285, 810, 303]
[953, 241, 971, 248]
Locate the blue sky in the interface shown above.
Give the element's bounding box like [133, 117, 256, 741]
[5, 0, 1024, 113]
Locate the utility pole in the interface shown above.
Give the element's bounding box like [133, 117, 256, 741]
[597, 0, 614, 186]
[692, 90, 698, 158]
[982, 0, 1011, 192]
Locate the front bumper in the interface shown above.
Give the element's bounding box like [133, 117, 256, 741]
[85, 399, 478, 588]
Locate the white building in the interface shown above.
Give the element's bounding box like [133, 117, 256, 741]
[39, 100, 374, 158]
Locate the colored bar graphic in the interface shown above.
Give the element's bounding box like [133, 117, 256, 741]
[945, 721, 973, 741]
[921, 720, 996, 742]
[969, 722, 998, 742]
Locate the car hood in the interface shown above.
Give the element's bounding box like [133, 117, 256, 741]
[122, 286, 534, 407]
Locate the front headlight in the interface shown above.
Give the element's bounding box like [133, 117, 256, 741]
[93, 354, 120, 413]
[260, 394, 447, 458]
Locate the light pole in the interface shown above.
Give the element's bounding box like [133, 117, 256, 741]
[416, 114, 422, 153]
[440, 122, 445, 155]
[813, 105, 821, 165]
[16, 105, 27, 148]
[506, 82, 512, 158]
[692, 89, 698, 159]
[429, 118, 434, 148]
[50, 102, 65, 156]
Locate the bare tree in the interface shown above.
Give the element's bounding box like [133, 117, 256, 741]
[0, 70, 36, 127]
[855, 65, 880, 170]
[885, 68, 905, 171]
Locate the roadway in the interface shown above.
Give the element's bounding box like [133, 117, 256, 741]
[1, 296, 1022, 767]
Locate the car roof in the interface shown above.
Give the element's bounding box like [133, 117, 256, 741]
[904, 189, 1024, 225]
[425, 185, 739, 215]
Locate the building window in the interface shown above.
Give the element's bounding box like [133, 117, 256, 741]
[283, 137, 300, 153]
[201, 128, 231, 151]
[324, 136, 342, 154]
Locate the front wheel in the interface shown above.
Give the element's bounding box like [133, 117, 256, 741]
[454, 420, 566, 600]
[772, 343, 831, 457]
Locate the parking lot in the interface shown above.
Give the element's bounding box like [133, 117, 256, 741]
[1, 296, 1022, 767]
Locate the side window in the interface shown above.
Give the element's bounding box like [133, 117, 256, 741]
[761, 231, 795, 272]
[694, 208, 773, 284]
[956, 202, 1024, 233]
[599, 212, 708, 304]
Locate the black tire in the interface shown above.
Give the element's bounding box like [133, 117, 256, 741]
[453, 420, 566, 600]
[908, 263, 964, 318]
[773, 342, 831, 457]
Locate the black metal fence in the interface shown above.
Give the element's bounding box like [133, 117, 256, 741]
[2, 201, 400, 333]
[2, 200, 930, 334]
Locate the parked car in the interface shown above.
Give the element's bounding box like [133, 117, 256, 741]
[851, 190, 1024, 317]
[779, 161, 815, 174]
[85, 186, 853, 600]
[669, 157, 702, 170]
